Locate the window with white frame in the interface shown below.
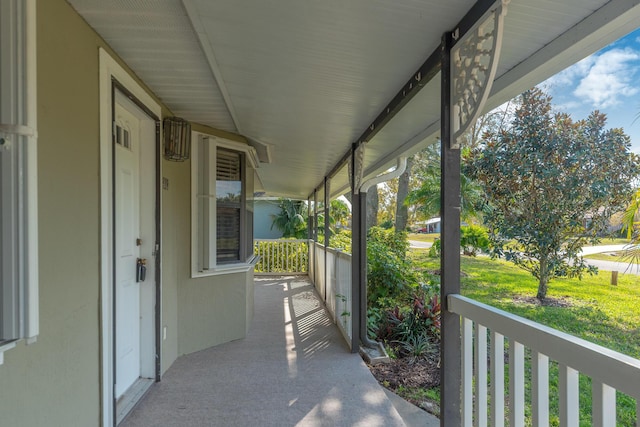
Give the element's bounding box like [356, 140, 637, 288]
[0, 0, 39, 363]
[191, 134, 258, 276]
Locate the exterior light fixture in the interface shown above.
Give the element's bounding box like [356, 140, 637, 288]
[163, 117, 191, 161]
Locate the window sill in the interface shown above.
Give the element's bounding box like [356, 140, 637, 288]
[192, 256, 260, 278]
[0, 341, 17, 365]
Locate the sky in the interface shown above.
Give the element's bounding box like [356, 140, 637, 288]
[541, 28, 640, 153]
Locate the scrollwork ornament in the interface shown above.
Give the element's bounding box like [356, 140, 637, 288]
[348, 143, 366, 194]
[450, 0, 509, 149]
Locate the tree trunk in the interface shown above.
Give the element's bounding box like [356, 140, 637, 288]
[536, 258, 549, 300]
[395, 157, 414, 233]
[366, 184, 379, 231]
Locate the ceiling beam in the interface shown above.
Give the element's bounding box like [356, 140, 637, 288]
[182, 0, 242, 132]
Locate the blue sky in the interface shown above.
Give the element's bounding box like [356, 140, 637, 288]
[541, 28, 640, 153]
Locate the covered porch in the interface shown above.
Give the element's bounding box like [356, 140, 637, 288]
[2, 0, 640, 426]
[121, 275, 437, 426]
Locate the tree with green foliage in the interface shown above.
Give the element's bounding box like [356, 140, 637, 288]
[469, 87, 639, 300]
[330, 199, 350, 229]
[270, 198, 308, 238]
[407, 141, 483, 222]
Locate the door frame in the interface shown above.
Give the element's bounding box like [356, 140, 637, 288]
[99, 48, 162, 427]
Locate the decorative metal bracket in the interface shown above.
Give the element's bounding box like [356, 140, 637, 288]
[348, 143, 365, 194]
[450, 0, 509, 149]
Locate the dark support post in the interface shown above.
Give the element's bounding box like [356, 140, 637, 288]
[350, 147, 362, 353]
[307, 195, 312, 276]
[324, 177, 330, 302]
[307, 196, 312, 240]
[313, 190, 318, 285]
[356, 190, 369, 347]
[440, 31, 462, 426]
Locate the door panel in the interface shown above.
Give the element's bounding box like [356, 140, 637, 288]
[114, 101, 141, 398]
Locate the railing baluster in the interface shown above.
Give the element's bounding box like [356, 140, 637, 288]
[490, 331, 504, 427]
[475, 325, 488, 427]
[559, 363, 579, 427]
[509, 339, 525, 427]
[592, 381, 616, 427]
[531, 350, 549, 427]
[463, 317, 473, 427]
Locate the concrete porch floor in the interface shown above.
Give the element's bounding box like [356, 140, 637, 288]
[121, 276, 439, 426]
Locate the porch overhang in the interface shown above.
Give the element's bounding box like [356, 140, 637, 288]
[67, 0, 640, 199]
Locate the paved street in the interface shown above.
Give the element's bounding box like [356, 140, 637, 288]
[409, 240, 432, 249]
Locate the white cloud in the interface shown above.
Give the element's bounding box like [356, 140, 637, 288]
[553, 100, 582, 112]
[545, 55, 595, 88]
[573, 48, 640, 108]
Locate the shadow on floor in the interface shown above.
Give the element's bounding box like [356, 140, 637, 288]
[121, 276, 407, 426]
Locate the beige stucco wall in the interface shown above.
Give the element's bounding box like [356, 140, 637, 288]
[0, 1, 102, 425]
[162, 142, 255, 362]
[178, 271, 255, 355]
[0, 0, 256, 424]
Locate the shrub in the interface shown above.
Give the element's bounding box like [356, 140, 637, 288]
[368, 226, 410, 258]
[428, 238, 441, 258]
[369, 286, 441, 361]
[367, 227, 416, 306]
[427, 225, 490, 258]
[328, 230, 352, 253]
[460, 224, 490, 256]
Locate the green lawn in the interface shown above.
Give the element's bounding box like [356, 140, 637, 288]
[408, 250, 640, 425]
[584, 251, 629, 262]
[592, 237, 633, 246]
[407, 232, 440, 243]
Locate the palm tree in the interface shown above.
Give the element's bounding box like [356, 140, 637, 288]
[407, 171, 483, 222]
[271, 199, 308, 238]
[622, 188, 640, 268]
[330, 199, 350, 229]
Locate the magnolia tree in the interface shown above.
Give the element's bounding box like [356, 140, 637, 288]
[469, 88, 639, 300]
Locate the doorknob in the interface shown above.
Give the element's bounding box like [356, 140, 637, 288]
[136, 258, 147, 282]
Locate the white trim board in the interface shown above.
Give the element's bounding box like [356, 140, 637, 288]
[99, 48, 162, 427]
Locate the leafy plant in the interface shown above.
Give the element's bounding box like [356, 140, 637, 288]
[460, 224, 490, 256]
[396, 334, 434, 363]
[366, 227, 416, 306]
[328, 230, 352, 253]
[621, 188, 640, 269]
[270, 198, 308, 238]
[428, 238, 441, 258]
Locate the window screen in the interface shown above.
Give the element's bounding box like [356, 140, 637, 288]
[216, 149, 242, 263]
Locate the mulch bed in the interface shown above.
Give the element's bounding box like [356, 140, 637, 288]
[368, 351, 441, 414]
[367, 293, 572, 415]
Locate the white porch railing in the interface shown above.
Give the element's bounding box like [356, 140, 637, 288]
[312, 241, 353, 347]
[253, 239, 308, 275]
[449, 294, 640, 427]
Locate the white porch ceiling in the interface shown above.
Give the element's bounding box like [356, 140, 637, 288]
[68, 0, 640, 199]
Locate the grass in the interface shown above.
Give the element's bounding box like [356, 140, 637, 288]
[407, 232, 440, 243]
[408, 250, 640, 425]
[584, 251, 626, 262]
[591, 237, 632, 246]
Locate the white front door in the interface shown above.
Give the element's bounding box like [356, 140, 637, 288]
[114, 99, 142, 398]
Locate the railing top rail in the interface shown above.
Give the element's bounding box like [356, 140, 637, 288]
[325, 247, 351, 257]
[448, 294, 640, 397]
